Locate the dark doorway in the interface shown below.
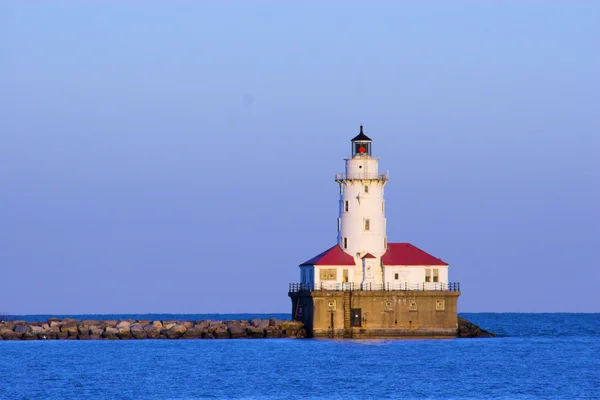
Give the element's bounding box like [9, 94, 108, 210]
[351, 308, 362, 327]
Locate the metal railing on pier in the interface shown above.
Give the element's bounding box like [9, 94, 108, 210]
[288, 282, 460, 293]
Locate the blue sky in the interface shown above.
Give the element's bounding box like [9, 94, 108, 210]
[1, 2, 598, 314]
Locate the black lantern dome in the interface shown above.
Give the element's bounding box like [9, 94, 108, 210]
[351, 125, 372, 156]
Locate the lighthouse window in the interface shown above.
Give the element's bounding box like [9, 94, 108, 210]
[343, 237, 348, 249]
[344, 201, 349, 212]
[364, 185, 369, 193]
[433, 269, 439, 283]
[425, 269, 432, 283]
[364, 219, 370, 231]
[337, 218, 341, 232]
[394, 273, 399, 280]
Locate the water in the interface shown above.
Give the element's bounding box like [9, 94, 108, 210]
[0, 314, 598, 400]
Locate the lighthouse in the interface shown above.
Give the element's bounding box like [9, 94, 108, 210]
[289, 125, 461, 339]
[336, 126, 388, 287]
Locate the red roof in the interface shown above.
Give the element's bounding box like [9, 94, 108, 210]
[382, 243, 448, 266]
[362, 253, 376, 259]
[300, 245, 356, 266]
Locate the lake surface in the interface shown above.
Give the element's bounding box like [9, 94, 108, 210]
[1, 313, 598, 400]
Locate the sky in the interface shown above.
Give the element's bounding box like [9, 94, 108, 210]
[0, 2, 598, 314]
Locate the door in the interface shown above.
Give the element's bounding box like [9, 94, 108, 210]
[351, 308, 362, 327]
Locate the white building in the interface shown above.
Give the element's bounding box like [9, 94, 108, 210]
[300, 126, 450, 291]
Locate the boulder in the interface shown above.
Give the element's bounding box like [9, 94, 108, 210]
[12, 320, 27, 325]
[14, 325, 30, 334]
[57, 331, 68, 339]
[182, 327, 203, 339]
[91, 328, 104, 337]
[30, 326, 45, 335]
[60, 323, 78, 335]
[0, 328, 18, 340]
[165, 325, 187, 339]
[182, 321, 193, 329]
[103, 327, 119, 340]
[458, 317, 496, 338]
[50, 321, 61, 328]
[246, 327, 265, 338]
[268, 318, 280, 327]
[228, 325, 247, 339]
[41, 324, 51, 330]
[40, 331, 58, 340]
[163, 321, 177, 330]
[143, 323, 161, 339]
[116, 321, 131, 329]
[23, 332, 38, 340]
[78, 333, 91, 340]
[130, 324, 147, 339]
[78, 325, 90, 335]
[250, 319, 270, 329]
[265, 326, 282, 338]
[281, 321, 303, 331]
[201, 329, 215, 339]
[214, 327, 229, 339]
[104, 320, 119, 328]
[296, 328, 306, 338]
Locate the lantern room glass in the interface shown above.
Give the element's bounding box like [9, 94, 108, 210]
[353, 142, 371, 157]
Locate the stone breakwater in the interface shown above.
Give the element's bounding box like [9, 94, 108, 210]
[0, 318, 306, 340]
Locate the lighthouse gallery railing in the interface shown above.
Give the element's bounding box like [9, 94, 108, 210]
[288, 282, 460, 293]
[335, 172, 389, 181]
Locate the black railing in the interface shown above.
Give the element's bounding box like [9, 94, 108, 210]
[288, 282, 461, 293]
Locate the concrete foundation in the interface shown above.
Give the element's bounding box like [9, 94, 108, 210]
[289, 290, 460, 339]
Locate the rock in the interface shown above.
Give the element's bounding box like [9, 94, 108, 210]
[0, 328, 18, 340]
[165, 325, 187, 339]
[458, 317, 496, 338]
[214, 327, 229, 339]
[41, 324, 50, 330]
[182, 327, 203, 339]
[22, 332, 37, 340]
[50, 321, 61, 328]
[47, 317, 59, 323]
[14, 325, 30, 334]
[265, 326, 281, 338]
[116, 321, 131, 329]
[130, 324, 147, 339]
[103, 327, 119, 340]
[143, 323, 161, 339]
[228, 325, 247, 338]
[246, 327, 265, 338]
[281, 321, 303, 331]
[201, 329, 215, 339]
[104, 320, 119, 328]
[163, 322, 177, 330]
[57, 331, 68, 339]
[269, 318, 278, 327]
[60, 324, 78, 336]
[250, 319, 270, 329]
[30, 326, 45, 335]
[41, 331, 58, 340]
[91, 328, 104, 337]
[182, 321, 193, 329]
[78, 333, 91, 340]
[78, 325, 90, 335]
[296, 328, 306, 339]
[12, 320, 27, 325]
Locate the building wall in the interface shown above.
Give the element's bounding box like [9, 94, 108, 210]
[383, 265, 449, 289]
[290, 290, 460, 338]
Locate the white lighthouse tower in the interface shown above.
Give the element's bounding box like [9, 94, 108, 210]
[335, 126, 388, 287]
[298, 125, 450, 292]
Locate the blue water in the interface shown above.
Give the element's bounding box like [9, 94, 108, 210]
[1, 314, 598, 400]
